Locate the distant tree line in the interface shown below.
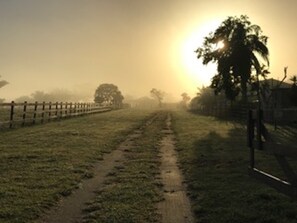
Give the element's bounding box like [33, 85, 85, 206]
[14, 89, 91, 103]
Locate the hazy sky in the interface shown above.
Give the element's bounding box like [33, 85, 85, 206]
[1, 0, 297, 102]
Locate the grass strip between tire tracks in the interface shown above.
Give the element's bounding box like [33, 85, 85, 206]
[82, 111, 167, 223]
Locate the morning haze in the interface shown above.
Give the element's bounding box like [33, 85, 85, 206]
[0, 0, 297, 102]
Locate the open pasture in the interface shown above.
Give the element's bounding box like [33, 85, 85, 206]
[1, 108, 297, 223]
[0, 108, 155, 222]
[172, 110, 297, 223]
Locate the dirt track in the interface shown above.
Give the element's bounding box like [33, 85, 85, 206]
[157, 113, 194, 223]
[38, 112, 194, 223]
[38, 129, 144, 223]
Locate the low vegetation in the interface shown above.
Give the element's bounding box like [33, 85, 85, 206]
[172, 110, 297, 223]
[1, 107, 297, 223]
[83, 111, 166, 222]
[0, 109, 156, 223]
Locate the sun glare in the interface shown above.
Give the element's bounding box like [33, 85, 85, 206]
[179, 19, 221, 90]
[216, 40, 225, 50]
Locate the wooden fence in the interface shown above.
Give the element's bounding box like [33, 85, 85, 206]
[248, 109, 297, 198]
[0, 101, 112, 129]
[193, 104, 297, 125]
[192, 104, 250, 121]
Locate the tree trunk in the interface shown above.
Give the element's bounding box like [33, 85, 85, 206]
[241, 78, 248, 104]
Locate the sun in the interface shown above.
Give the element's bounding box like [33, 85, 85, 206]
[216, 40, 225, 50]
[179, 19, 222, 87]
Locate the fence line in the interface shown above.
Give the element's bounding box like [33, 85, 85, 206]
[193, 105, 297, 124]
[193, 104, 249, 121]
[0, 101, 112, 129]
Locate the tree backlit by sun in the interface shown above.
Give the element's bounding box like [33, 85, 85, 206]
[196, 15, 269, 102]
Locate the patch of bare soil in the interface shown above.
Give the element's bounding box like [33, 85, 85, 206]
[157, 113, 194, 223]
[38, 128, 146, 223]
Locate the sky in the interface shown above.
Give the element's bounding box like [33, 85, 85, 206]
[0, 0, 297, 102]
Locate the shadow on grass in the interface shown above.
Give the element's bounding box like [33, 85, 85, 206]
[180, 128, 297, 223]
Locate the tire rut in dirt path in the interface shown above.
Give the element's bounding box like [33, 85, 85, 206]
[38, 114, 158, 223]
[157, 112, 195, 223]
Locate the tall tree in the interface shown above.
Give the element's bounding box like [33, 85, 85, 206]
[150, 88, 164, 107]
[180, 92, 191, 108]
[94, 83, 124, 108]
[196, 15, 269, 102]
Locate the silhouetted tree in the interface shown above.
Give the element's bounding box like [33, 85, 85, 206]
[94, 83, 124, 108]
[189, 86, 227, 111]
[196, 15, 269, 102]
[289, 75, 297, 106]
[290, 75, 297, 86]
[180, 92, 191, 108]
[150, 88, 164, 107]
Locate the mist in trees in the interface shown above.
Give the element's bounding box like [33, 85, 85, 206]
[179, 92, 191, 109]
[189, 87, 228, 111]
[14, 88, 91, 103]
[150, 88, 165, 107]
[94, 83, 124, 108]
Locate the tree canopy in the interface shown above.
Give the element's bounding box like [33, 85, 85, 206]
[196, 15, 269, 102]
[150, 88, 164, 107]
[94, 83, 124, 108]
[180, 92, 191, 109]
[189, 87, 227, 111]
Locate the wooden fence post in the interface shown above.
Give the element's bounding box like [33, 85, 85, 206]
[256, 109, 263, 150]
[33, 101, 38, 124]
[10, 101, 15, 128]
[48, 102, 52, 122]
[60, 102, 63, 119]
[55, 102, 58, 118]
[69, 102, 72, 116]
[41, 101, 45, 123]
[74, 103, 77, 116]
[247, 110, 255, 169]
[22, 101, 27, 126]
[65, 102, 68, 117]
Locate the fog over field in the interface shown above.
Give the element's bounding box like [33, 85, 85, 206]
[1, 0, 297, 102]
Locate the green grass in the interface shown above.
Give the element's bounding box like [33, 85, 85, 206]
[3, 108, 296, 223]
[172, 110, 297, 223]
[0, 108, 156, 223]
[83, 111, 167, 223]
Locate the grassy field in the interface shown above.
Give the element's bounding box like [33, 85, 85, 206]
[0, 108, 156, 223]
[2, 107, 297, 223]
[172, 110, 297, 223]
[83, 111, 167, 222]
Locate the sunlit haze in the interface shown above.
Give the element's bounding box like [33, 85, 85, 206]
[1, 0, 297, 102]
